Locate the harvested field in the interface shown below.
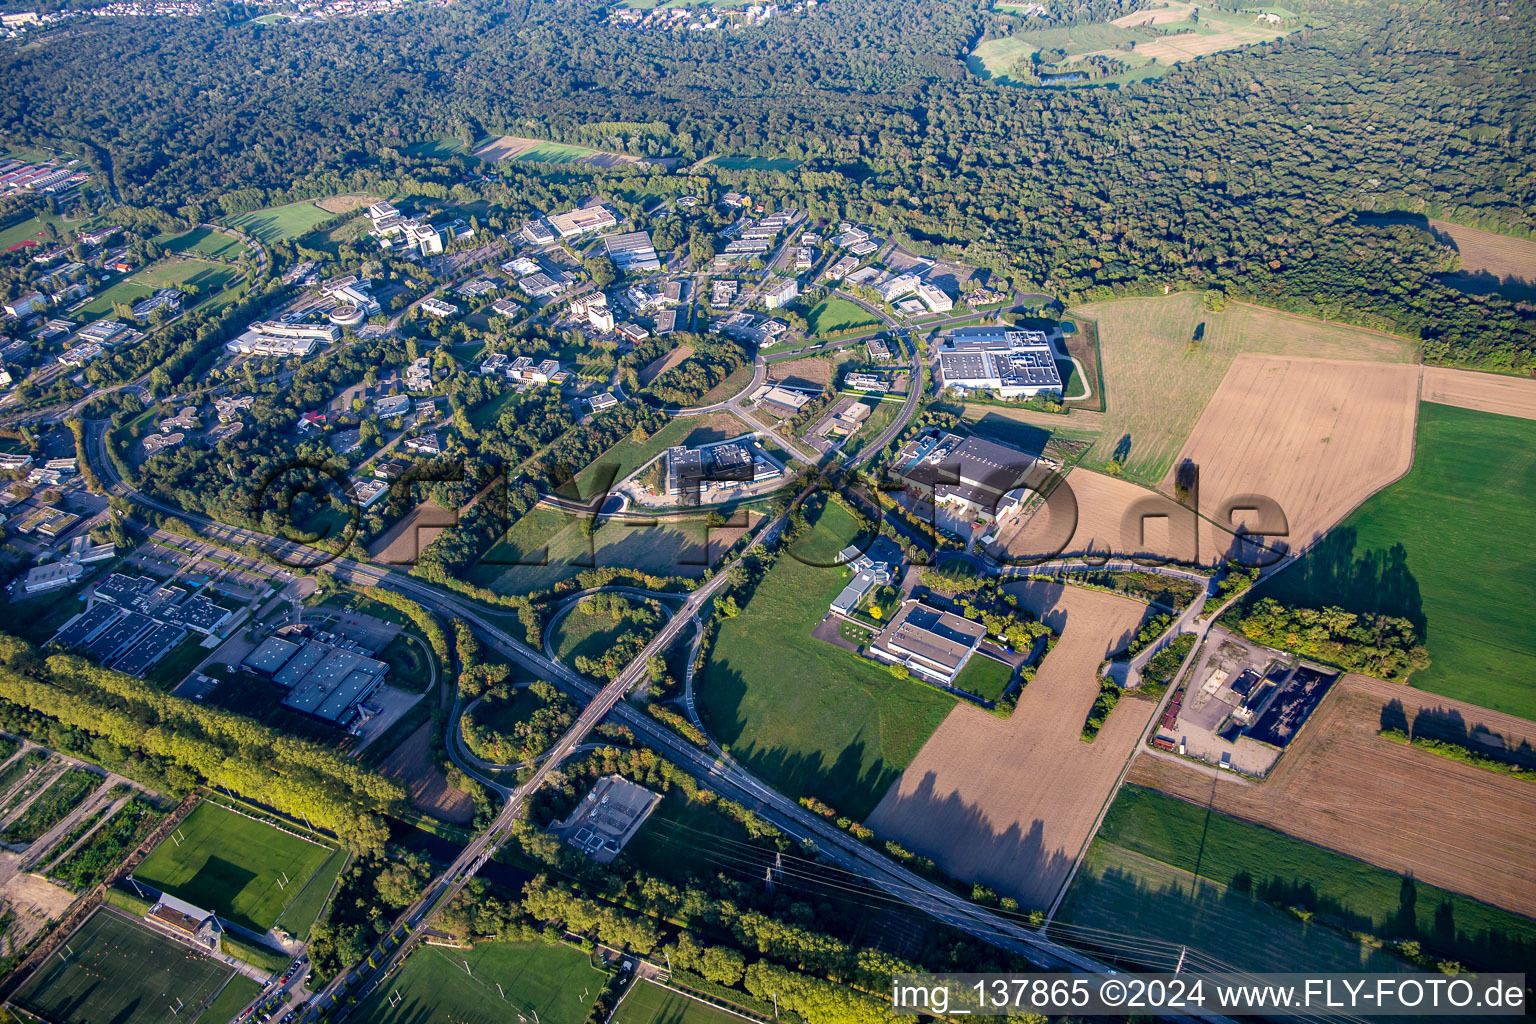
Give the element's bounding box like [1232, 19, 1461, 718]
[368, 499, 461, 566]
[1111, 0, 1193, 26]
[1065, 294, 1415, 483]
[1426, 219, 1536, 283]
[638, 344, 694, 386]
[472, 134, 646, 169]
[989, 467, 1207, 566]
[313, 193, 383, 215]
[376, 722, 475, 824]
[1421, 366, 1536, 421]
[867, 580, 1152, 910]
[1126, 674, 1536, 919]
[1161, 355, 1420, 562]
[767, 356, 832, 390]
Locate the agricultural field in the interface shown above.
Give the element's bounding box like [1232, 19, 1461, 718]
[1128, 673, 1536, 923]
[1364, 214, 1536, 301]
[157, 225, 249, 259]
[473, 134, 651, 169]
[12, 908, 244, 1024]
[806, 297, 878, 336]
[612, 982, 747, 1024]
[1059, 293, 1416, 483]
[353, 938, 607, 1024]
[1165, 354, 1421, 563]
[132, 800, 339, 934]
[1059, 783, 1536, 973]
[867, 580, 1151, 910]
[0, 766, 100, 846]
[74, 257, 242, 318]
[697, 499, 956, 818]
[226, 198, 335, 241]
[989, 465, 1203, 566]
[1420, 366, 1536, 421]
[1254, 402, 1536, 718]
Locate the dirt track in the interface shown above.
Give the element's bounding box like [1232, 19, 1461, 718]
[1127, 674, 1536, 918]
[1421, 366, 1536, 421]
[1162, 355, 1419, 561]
[867, 581, 1153, 910]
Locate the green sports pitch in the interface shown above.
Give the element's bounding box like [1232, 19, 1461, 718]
[612, 981, 748, 1023]
[12, 907, 248, 1024]
[354, 939, 607, 1024]
[132, 800, 339, 934]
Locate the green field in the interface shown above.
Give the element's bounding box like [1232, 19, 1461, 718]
[353, 939, 606, 1024]
[226, 199, 334, 241]
[75, 257, 242, 318]
[1056, 786, 1536, 973]
[0, 766, 98, 845]
[470, 506, 728, 595]
[697, 498, 956, 818]
[197, 975, 263, 1024]
[612, 981, 747, 1024]
[0, 210, 97, 251]
[13, 908, 241, 1024]
[158, 225, 250, 259]
[952, 653, 1013, 700]
[1255, 402, 1536, 719]
[807, 297, 879, 337]
[569, 411, 755, 496]
[553, 597, 669, 665]
[133, 801, 338, 934]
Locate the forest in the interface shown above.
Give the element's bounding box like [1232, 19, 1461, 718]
[0, 0, 1531, 367]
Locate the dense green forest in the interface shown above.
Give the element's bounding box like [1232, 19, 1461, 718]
[3, 0, 1533, 366]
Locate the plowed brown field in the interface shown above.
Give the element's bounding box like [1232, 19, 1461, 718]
[867, 581, 1153, 910]
[1421, 366, 1536, 421]
[1162, 355, 1419, 561]
[989, 468, 1207, 566]
[1127, 674, 1536, 918]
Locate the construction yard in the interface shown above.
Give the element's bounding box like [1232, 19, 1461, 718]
[1127, 673, 1536, 922]
[867, 580, 1153, 910]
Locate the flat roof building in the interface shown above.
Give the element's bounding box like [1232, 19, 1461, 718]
[548, 205, 618, 238]
[936, 326, 1061, 399]
[870, 600, 986, 685]
[604, 230, 662, 272]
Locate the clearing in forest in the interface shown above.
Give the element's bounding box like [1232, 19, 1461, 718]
[868, 580, 1151, 910]
[473, 134, 649, 169]
[639, 343, 695, 385]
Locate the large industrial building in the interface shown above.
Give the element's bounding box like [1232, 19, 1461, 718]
[934, 326, 1062, 399]
[894, 430, 1035, 522]
[603, 230, 662, 272]
[242, 628, 389, 729]
[665, 439, 782, 497]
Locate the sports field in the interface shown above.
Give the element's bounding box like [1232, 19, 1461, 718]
[353, 938, 606, 1024]
[1058, 294, 1416, 483]
[13, 908, 241, 1024]
[612, 981, 746, 1024]
[1254, 402, 1536, 719]
[75, 258, 242, 318]
[1055, 785, 1536, 973]
[157, 225, 250, 259]
[807, 297, 878, 336]
[133, 801, 339, 934]
[226, 199, 334, 241]
[697, 498, 956, 818]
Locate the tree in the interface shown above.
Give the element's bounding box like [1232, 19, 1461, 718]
[584, 255, 617, 290]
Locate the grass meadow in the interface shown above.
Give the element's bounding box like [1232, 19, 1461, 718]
[1056, 785, 1536, 973]
[353, 939, 605, 1024]
[157, 225, 250, 259]
[807, 296, 879, 337]
[133, 800, 339, 934]
[1255, 402, 1536, 720]
[14, 909, 240, 1024]
[952, 654, 1014, 701]
[696, 498, 957, 818]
